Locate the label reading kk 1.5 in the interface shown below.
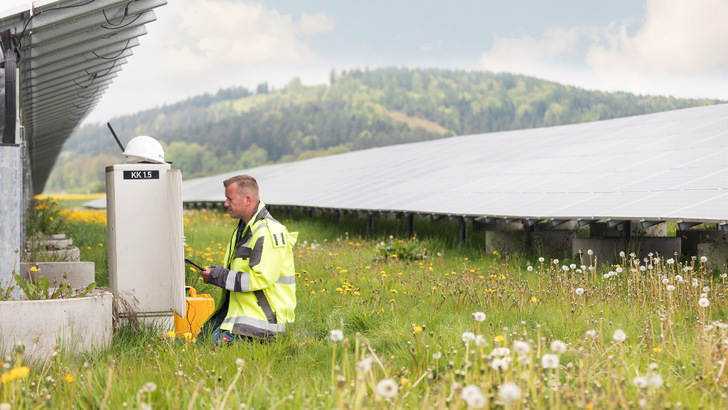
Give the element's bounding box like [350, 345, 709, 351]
[123, 170, 160, 180]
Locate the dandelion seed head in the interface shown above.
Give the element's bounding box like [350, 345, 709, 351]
[462, 332, 475, 343]
[475, 335, 487, 347]
[550, 340, 567, 354]
[575, 287, 585, 296]
[667, 285, 676, 292]
[588, 249, 593, 256]
[703, 286, 710, 292]
[512, 340, 531, 355]
[648, 374, 664, 388]
[527, 265, 533, 272]
[498, 382, 522, 405]
[538, 257, 545, 263]
[329, 329, 344, 342]
[699, 298, 710, 308]
[633, 376, 648, 389]
[586, 329, 597, 339]
[613, 329, 627, 342]
[376, 378, 398, 398]
[491, 357, 509, 371]
[700, 256, 708, 263]
[541, 354, 559, 369]
[472, 311, 486, 322]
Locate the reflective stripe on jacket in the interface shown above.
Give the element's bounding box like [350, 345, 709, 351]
[209, 202, 297, 339]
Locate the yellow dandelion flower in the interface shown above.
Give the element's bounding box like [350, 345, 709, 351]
[167, 331, 176, 338]
[10, 366, 30, 379]
[531, 296, 538, 303]
[98, 243, 103, 247]
[30, 265, 40, 272]
[390, 289, 398, 294]
[413, 326, 423, 333]
[653, 347, 662, 353]
[310, 290, 316, 295]
[353, 291, 360, 296]
[494, 335, 505, 343]
[65, 373, 74, 383]
[1, 373, 13, 383]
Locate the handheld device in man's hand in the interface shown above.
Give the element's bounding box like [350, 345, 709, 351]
[185, 259, 204, 271]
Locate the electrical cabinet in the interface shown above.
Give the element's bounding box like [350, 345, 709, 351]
[106, 163, 186, 328]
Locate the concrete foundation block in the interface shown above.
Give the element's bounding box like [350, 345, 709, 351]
[25, 247, 81, 262]
[19, 262, 95, 288]
[0, 291, 114, 359]
[572, 238, 681, 265]
[679, 229, 725, 256]
[698, 243, 728, 271]
[486, 231, 529, 255]
[532, 231, 576, 257]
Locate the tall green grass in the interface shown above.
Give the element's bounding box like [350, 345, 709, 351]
[2, 205, 726, 408]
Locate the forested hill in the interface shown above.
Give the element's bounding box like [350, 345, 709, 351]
[46, 67, 720, 192]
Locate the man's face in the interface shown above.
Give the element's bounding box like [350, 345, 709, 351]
[224, 184, 250, 221]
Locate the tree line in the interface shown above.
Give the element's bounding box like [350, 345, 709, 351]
[45, 67, 720, 192]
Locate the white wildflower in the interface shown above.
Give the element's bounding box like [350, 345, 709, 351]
[699, 298, 710, 308]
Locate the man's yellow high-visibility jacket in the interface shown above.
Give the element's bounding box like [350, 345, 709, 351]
[206, 202, 297, 339]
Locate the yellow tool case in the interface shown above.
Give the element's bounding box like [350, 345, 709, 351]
[173, 286, 215, 336]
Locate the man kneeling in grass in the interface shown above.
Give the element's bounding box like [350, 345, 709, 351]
[200, 175, 298, 345]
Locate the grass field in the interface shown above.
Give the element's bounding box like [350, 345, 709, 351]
[2, 201, 727, 408]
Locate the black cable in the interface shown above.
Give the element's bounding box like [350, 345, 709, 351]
[100, 12, 142, 30]
[92, 39, 131, 60]
[18, 0, 97, 45]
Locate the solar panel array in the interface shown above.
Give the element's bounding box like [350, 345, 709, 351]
[178, 104, 728, 226]
[0, 0, 166, 194]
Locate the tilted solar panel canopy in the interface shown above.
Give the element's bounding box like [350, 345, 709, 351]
[179, 104, 728, 227]
[0, 0, 166, 194]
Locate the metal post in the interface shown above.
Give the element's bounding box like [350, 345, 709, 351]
[406, 213, 414, 239]
[458, 216, 467, 244]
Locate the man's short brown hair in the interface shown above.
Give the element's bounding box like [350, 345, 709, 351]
[223, 175, 259, 195]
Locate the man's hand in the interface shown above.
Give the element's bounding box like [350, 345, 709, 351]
[201, 267, 212, 284]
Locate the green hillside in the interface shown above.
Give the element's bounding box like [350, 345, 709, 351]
[46, 67, 720, 193]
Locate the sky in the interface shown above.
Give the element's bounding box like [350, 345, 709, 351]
[33, 0, 728, 125]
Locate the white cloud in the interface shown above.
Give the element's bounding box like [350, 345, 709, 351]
[158, 1, 334, 76]
[586, 0, 728, 76]
[478, 0, 728, 99]
[479, 27, 587, 74]
[299, 12, 336, 34]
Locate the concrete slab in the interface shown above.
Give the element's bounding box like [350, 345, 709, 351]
[698, 243, 728, 272]
[0, 291, 114, 359]
[19, 262, 95, 288]
[572, 238, 681, 265]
